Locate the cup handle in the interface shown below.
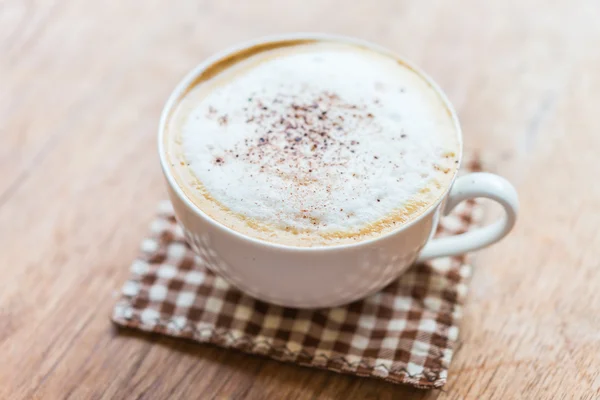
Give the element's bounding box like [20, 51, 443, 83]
[417, 172, 519, 261]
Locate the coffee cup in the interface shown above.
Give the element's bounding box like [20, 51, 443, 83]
[158, 33, 518, 308]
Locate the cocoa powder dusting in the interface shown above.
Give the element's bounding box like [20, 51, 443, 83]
[204, 91, 388, 185]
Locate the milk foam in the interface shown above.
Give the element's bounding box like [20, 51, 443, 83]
[168, 42, 459, 246]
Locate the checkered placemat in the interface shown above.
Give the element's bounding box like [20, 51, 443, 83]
[113, 160, 483, 389]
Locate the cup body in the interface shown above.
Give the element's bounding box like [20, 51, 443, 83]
[159, 33, 462, 308]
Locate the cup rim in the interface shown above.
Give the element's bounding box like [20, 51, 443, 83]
[158, 32, 464, 253]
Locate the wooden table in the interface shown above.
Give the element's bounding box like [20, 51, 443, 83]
[2, 0, 599, 398]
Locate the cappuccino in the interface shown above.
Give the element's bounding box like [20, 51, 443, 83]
[165, 40, 460, 246]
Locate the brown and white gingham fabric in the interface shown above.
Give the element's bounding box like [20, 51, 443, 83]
[112, 160, 483, 389]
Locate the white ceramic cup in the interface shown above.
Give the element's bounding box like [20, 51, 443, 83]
[158, 33, 519, 308]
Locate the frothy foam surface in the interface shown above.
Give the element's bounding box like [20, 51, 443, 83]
[166, 41, 460, 246]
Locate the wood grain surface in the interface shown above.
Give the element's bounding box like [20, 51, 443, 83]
[1, 0, 600, 398]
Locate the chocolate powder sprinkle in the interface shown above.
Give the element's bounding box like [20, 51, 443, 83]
[203, 88, 438, 210]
